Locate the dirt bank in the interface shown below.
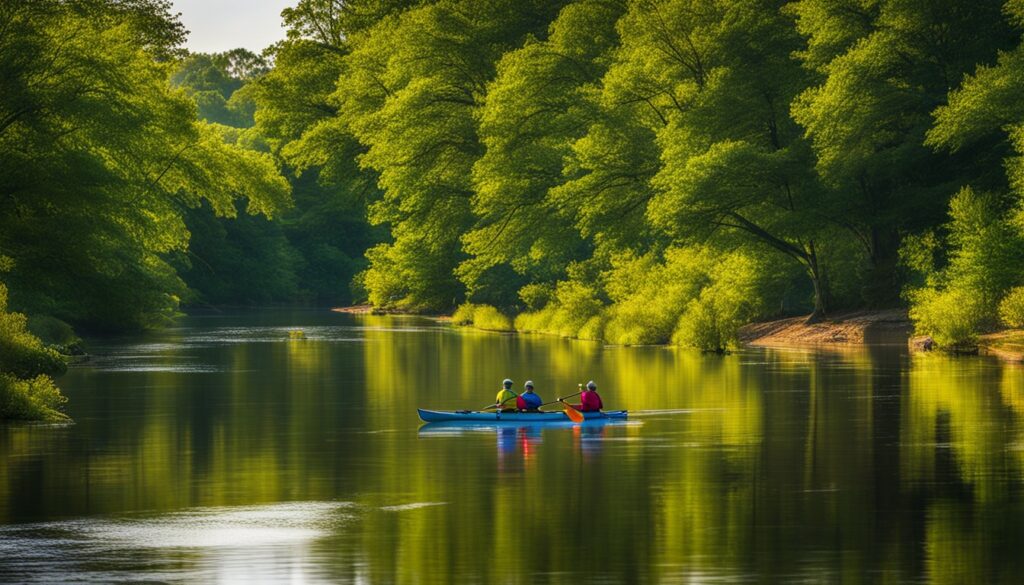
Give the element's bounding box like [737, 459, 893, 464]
[978, 331, 1024, 363]
[331, 305, 377, 314]
[738, 309, 912, 346]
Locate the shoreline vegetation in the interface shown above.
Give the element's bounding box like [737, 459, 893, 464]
[354, 303, 1024, 362]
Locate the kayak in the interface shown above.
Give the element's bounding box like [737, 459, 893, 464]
[417, 408, 627, 423]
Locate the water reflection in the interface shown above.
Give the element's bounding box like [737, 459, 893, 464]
[1, 310, 1024, 583]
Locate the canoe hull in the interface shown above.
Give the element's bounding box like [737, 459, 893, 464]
[417, 408, 627, 423]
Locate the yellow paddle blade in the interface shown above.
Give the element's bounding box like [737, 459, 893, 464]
[564, 402, 584, 423]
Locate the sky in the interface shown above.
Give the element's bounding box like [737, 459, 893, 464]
[171, 0, 294, 54]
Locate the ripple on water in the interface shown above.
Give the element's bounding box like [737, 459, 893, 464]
[378, 502, 447, 512]
[0, 502, 353, 583]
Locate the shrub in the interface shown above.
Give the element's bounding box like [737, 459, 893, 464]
[1000, 287, 1024, 328]
[906, 188, 1024, 346]
[451, 303, 476, 325]
[471, 305, 513, 332]
[0, 291, 66, 379]
[602, 248, 708, 345]
[908, 286, 989, 347]
[674, 297, 724, 351]
[514, 281, 603, 338]
[450, 303, 513, 332]
[0, 374, 68, 422]
[672, 252, 771, 351]
[0, 283, 69, 421]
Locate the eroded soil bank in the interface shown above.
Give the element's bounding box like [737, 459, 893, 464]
[738, 309, 912, 347]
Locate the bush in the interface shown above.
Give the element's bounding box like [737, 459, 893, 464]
[0, 283, 69, 421]
[909, 286, 989, 347]
[602, 248, 708, 345]
[674, 297, 724, 351]
[906, 188, 1024, 346]
[451, 303, 476, 325]
[672, 252, 771, 351]
[0, 374, 68, 422]
[0, 293, 66, 379]
[514, 281, 603, 338]
[450, 303, 513, 332]
[1000, 287, 1024, 328]
[473, 305, 514, 332]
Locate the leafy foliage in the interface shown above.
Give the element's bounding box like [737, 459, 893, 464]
[0, 283, 68, 421]
[450, 303, 514, 332]
[0, 2, 289, 330]
[906, 189, 1024, 346]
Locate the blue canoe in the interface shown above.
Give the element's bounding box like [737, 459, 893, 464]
[417, 408, 627, 423]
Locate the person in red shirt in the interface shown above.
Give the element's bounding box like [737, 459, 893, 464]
[578, 380, 603, 412]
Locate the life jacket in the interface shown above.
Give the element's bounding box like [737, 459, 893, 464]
[517, 392, 543, 410]
[496, 388, 517, 408]
[580, 390, 603, 412]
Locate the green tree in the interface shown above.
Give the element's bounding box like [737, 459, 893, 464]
[0, 2, 290, 330]
[335, 0, 567, 310]
[593, 0, 840, 320]
[462, 1, 627, 308]
[790, 0, 1015, 305]
[905, 188, 1024, 346]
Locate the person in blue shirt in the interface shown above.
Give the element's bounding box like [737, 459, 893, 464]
[516, 380, 543, 411]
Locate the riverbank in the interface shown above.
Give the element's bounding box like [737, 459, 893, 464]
[338, 304, 918, 349]
[738, 309, 912, 346]
[977, 331, 1024, 362]
[331, 307, 419, 315]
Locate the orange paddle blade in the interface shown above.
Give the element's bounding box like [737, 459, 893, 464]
[564, 402, 584, 423]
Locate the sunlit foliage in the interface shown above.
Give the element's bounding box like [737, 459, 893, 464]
[0, 1, 289, 331]
[0, 283, 67, 421]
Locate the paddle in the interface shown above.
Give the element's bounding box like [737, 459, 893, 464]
[560, 398, 584, 423]
[538, 391, 580, 409]
[556, 385, 585, 423]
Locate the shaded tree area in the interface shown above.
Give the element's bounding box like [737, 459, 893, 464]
[169, 49, 379, 306]
[0, 1, 290, 332]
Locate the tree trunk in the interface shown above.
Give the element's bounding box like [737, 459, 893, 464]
[805, 243, 829, 324]
[862, 226, 901, 307]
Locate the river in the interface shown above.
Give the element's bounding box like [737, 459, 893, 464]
[1, 309, 1022, 583]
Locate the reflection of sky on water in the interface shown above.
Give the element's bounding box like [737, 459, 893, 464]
[82, 325, 379, 373]
[0, 501, 449, 583]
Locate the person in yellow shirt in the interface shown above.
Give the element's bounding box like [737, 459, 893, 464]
[494, 378, 518, 412]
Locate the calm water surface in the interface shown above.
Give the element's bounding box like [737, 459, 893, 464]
[2, 310, 1024, 583]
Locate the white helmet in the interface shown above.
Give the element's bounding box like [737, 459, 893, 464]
[586, 380, 597, 390]
[524, 380, 534, 389]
